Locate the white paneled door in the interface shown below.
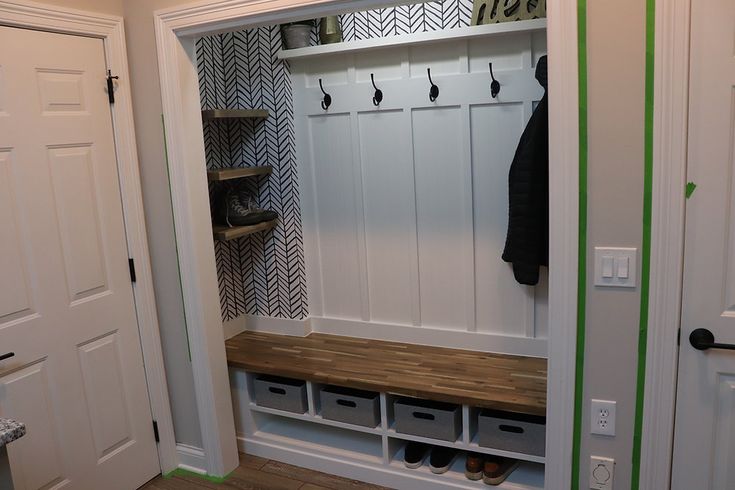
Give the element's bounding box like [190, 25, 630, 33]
[0, 27, 159, 489]
[671, 0, 735, 487]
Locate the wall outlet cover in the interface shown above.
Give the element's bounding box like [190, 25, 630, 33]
[590, 456, 614, 490]
[590, 399, 616, 436]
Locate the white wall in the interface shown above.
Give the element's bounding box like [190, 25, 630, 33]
[579, 0, 647, 487]
[123, 0, 204, 450]
[38, 0, 122, 15]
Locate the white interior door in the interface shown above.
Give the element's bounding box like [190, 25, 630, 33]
[670, 0, 735, 488]
[0, 26, 159, 490]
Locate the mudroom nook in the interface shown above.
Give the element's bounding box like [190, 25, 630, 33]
[194, 2, 551, 487]
[151, 0, 577, 484]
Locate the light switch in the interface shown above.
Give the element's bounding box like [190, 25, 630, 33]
[594, 247, 637, 288]
[617, 257, 629, 279]
[601, 256, 614, 278]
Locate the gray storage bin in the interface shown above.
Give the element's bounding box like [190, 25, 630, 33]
[253, 375, 307, 414]
[320, 386, 380, 428]
[394, 398, 461, 442]
[478, 409, 546, 457]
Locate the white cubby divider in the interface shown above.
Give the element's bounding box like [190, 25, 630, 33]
[462, 405, 472, 445]
[379, 393, 390, 431]
[379, 393, 391, 465]
[306, 381, 317, 416]
[233, 371, 544, 489]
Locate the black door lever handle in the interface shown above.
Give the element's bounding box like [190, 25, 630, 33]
[0, 352, 14, 361]
[689, 328, 735, 351]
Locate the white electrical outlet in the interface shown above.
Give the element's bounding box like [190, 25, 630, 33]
[590, 399, 616, 436]
[590, 456, 615, 490]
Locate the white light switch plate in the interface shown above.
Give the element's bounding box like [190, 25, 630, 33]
[594, 247, 637, 288]
[590, 456, 615, 490]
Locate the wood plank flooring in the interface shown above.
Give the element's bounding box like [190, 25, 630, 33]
[226, 332, 547, 415]
[140, 453, 391, 490]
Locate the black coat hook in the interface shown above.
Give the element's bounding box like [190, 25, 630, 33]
[371, 73, 383, 106]
[489, 62, 500, 98]
[319, 78, 332, 110]
[427, 68, 439, 102]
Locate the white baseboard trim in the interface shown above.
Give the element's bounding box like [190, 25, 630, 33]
[176, 444, 207, 475]
[225, 314, 546, 357]
[223, 315, 311, 339]
[238, 436, 535, 490]
[311, 317, 547, 357]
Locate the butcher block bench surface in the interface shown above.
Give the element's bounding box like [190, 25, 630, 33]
[226, 331, 547, 416]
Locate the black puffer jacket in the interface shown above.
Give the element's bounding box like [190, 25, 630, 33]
[502, 56, 548, 286]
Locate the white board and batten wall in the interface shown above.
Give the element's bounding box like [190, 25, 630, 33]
[291, 29, 548, 358]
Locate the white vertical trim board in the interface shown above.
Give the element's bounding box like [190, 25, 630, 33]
[0, 0, 177, 474]
[154, 0, 580, 486]
[639, 0, 691, 487]
[155, 23, 240, 477]
[544, 0, 579, 488]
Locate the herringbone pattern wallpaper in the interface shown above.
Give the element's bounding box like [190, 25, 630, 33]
[341, 1, 472, 41]
[197, 0, 474, 322]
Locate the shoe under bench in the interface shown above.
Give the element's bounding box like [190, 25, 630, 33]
[226, 331, 547, 489]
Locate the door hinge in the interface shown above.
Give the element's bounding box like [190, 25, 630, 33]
[152, 420, 160, 443]
[128, 258, 137, 283]
[106, 70, 119, 104]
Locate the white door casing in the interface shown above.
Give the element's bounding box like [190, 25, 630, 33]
[637, 0, 690, 486]
[0, 26, 160, 489]
[670, 0, 735, 487]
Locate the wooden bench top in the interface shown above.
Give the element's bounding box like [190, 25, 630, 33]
[225, 331, 547, 416]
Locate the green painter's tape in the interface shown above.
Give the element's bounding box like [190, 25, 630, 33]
[571, 0, 588, 488]
[163, 468, 232, 484]
[686, 182, 697, 199]
[631, 0, 656, 488]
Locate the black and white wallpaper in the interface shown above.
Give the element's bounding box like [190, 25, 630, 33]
[198, 28, 305, 321]
[340, 1, 473, 41]
[196, 0, 475, 322]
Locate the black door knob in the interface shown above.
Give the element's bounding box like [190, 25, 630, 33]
[689, 328, 735, 351]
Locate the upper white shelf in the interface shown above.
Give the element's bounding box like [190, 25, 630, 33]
[277, 18, 546, 60]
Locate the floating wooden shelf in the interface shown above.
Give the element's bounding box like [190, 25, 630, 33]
[207, 166, 272, 182]
[226, 331, 547, 416]
[277, 18, 546, 60]
[213, 219, 278, 241]
[201, 108, 269, 120]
